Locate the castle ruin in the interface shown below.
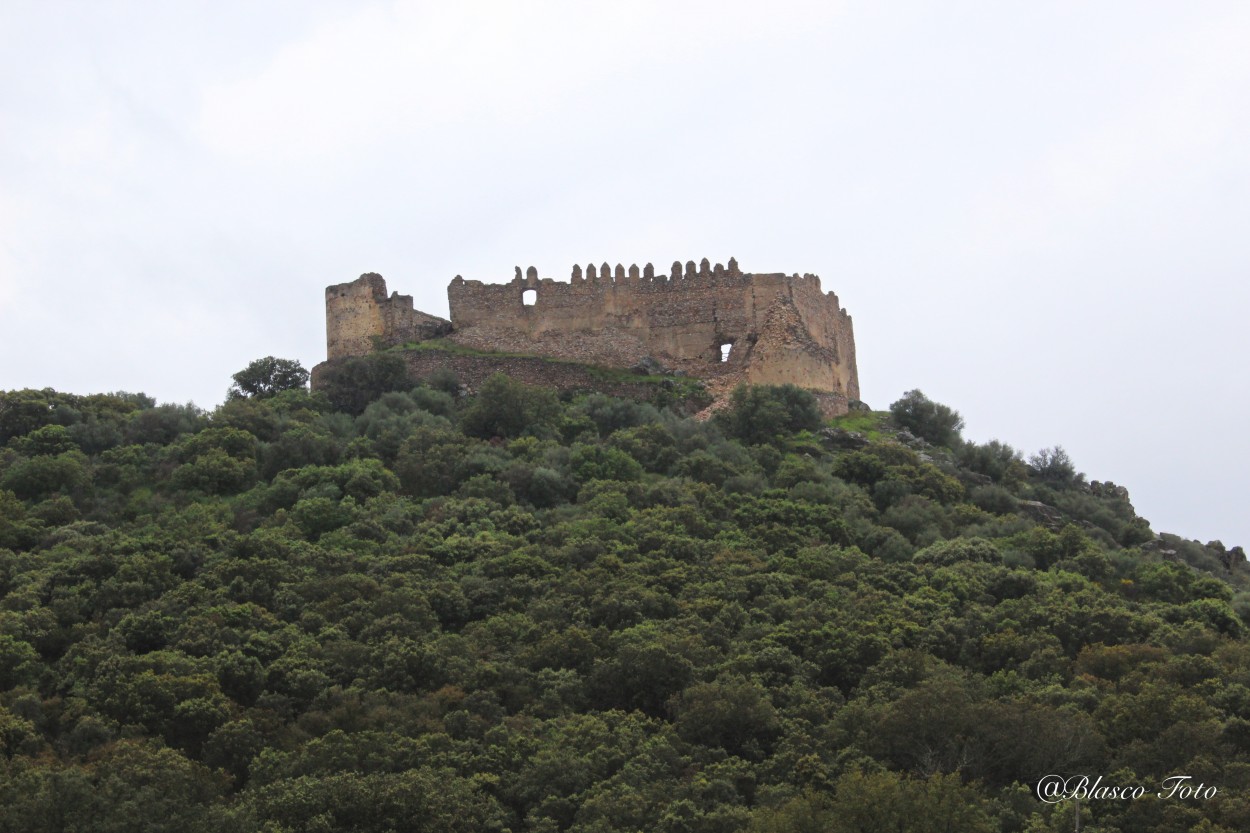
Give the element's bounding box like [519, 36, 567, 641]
[318, 258, 859, 412]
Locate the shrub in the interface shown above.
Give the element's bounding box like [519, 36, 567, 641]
[503, 464, 575, 508]
[460, 374, 561, 440]
[834, 451, 888, 487]
[675, 676, 779, 758]
[394, 427, 473, 498]
[914, 536, 1002, 566]
[226, 357, 309, 400]
[1, 452, 89, 500]
[888, 389, 964, 447]
[12, 425, 77, 456]
[171, 449, 257, 495]
[970, 484, 1018, 515]
[608, 423, 679, 473]
[125, 403, 207, 445]
[957, 439, 1026, 483]
[569, 444, 643, 483]
[716, 384, 822, 445]
[291, 496, 356, 539]
[576, 394, 662, 437]
[319, 353, 412, 415]
[1028, 446, 1082, 488]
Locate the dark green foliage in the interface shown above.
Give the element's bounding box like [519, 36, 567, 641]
[0, 451, 89, 500]
[1029, 444, 1081, 487]
[227, 356, 310, 400]
[575, 393, 662, 437]
[170, 427, 259, 495]
[750, 769, 996, 833]
[393, 426, 473, 498]
[242, 769, 506, 832]
[914, 536, 1001, 565]
[717, 384, 822, 445]
[423, 365, 462, 395]
[833, 450, 886, 487]
[126, 402, 206, 445]
[589, 638, 694, 716]
[0, 634, 38, 689]
[0, 741, 232, 832]
[460, 373, 561, 439]
[505, 463, 575, 508]
[290, 495, 356, 539]
[12, 424, 77, 456]
[117, 610, 173, 653]
[0, 388, 69, 444]
[675, 676, 779, 758]
[356, 391, 454, 463]
[0, 388, 151, 446]
[0, 490, 39, 550]
[317, 353, 412, 415]
[888, 389, 964, 447]
[569, 444, 643, 482]
[608, 423, 679, 473]
[957, 438, 1026, 483]
[0, 380, 1244, 833]
[970, 483, 1018, 514]
[260, 424, 342, 479]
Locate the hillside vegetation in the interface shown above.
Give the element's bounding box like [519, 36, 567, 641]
[0, 358, 1247, 833]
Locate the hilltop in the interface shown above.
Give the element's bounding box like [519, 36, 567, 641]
[0, 363, 1247, 832]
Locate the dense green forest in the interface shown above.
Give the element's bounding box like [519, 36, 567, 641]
[1, 354, 1247, 832]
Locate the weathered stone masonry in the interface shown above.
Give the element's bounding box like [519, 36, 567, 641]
[317, 257, 859, 411]
[325, 273, 451, 359]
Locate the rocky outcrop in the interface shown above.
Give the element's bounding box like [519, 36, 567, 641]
[1018, 500, 1066, 530]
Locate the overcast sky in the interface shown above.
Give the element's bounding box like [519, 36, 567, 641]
[2, 1, 1247, 548]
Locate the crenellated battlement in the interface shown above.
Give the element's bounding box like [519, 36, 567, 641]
[321, 257, 859, 406]
[455, 257, 838, 291]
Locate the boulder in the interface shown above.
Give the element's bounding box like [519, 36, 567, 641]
[1018, 500, 1065, 530]
[631, 356, 669, 376]
[821, 427, 869, 450]
[894, 428, 930, 449]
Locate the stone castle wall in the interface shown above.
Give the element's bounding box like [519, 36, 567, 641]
[446, 258, 858, 400]
[325, 273, 450, 360]
[320, 257, 859, 407]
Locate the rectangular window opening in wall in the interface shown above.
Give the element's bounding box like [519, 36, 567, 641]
[720, 343, 732, 362]
[522, 289, 537, 306]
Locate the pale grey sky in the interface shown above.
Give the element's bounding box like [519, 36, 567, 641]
[1, 1, 1247, 547]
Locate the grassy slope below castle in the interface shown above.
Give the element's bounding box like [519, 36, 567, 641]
[0, 365, 1247, 832]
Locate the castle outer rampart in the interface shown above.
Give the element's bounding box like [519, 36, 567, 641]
[320, 257, 859, 408]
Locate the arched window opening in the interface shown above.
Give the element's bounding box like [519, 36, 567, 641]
[720, 343, 732, 362]
[522, 289, 537, 306]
